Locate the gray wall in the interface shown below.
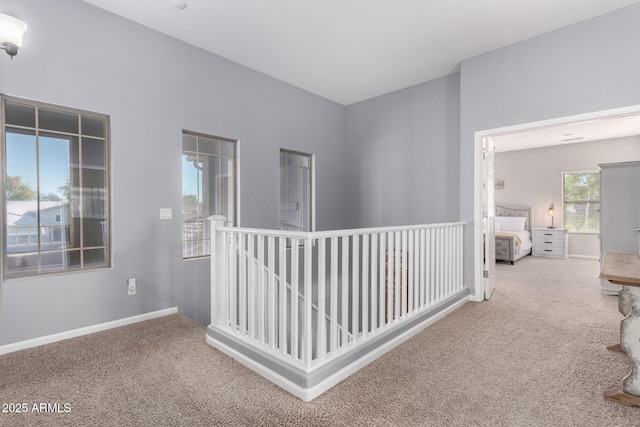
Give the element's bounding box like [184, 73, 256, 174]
[495, 137, 640, 258]
[4, 0, 640, 346]
[344, 74, 460, 228]
[0, 0, 348, 344]
[460, 3, 640, 296]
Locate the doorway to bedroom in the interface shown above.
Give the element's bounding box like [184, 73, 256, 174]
[475, 105, 640, 300]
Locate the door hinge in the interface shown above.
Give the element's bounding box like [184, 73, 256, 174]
[483, 270, 489, 278]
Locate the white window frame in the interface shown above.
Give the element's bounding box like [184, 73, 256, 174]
[280, 149, 315, 232]
[1, 95, 111, 279]
[562, 169, 600, 234]
[182, 130, 238, 259]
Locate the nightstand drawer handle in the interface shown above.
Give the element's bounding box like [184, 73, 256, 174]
[544, 241, 553, 244]
[544, 249, 553, 252]
[544, 233, 553, 236]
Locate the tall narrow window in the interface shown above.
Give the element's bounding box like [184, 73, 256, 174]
[563, 171, 600, 232]
[280, 149, 314, 232]
[1, 96, 110, 278]
[182, 131, 237, 258]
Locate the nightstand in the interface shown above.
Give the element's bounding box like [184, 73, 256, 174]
[532, 228, 568, 258]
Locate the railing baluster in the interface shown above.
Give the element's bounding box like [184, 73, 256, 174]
[341, 236, 349, 347]
[362, 234, 369, 337]
[248, 235, 255, 340]
[408, 229, 414, 314]
[291, 238, 299, 360]
[257, 235, 265, 343]
[386, 232, 393, 325]
[379, 232, 386, 329]
[230, 232, 237, 328]
[394, 231, 400, 322]
[239, 233, 247, 334]
[317, 238, 327, 361]
[437, 228, 443, 301]
[448, 226, 453, 296]
[267, 236, 276, 349]
[427, 228, 433, 305]
[457, 225, 463, 291]
[401, 230, 407, 318]
[352, 234, 359, 342]
[419, 228, 425, 309]
[279, 236, 287, 355]
[303, 237, 313, 366]
[370, 233, 378, 332]
[330, 237, 338, 353]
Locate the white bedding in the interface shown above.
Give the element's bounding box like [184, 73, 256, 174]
[496, 230, 532, 254]
[513, 230, 532, 254]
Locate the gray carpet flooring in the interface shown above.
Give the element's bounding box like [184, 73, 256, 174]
[1, 257, 639, 426]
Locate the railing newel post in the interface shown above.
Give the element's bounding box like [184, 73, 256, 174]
[209, 215, 228, 328]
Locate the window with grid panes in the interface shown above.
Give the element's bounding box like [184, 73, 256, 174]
[1, 95, 110, 278]
[280, 149, 314, 232]
[182, 131, 237, 258]
[563, 171, 600, 232]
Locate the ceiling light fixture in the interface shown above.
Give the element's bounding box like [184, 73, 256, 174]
[0, 13, 27, 58]
[171, 0, 188, 10]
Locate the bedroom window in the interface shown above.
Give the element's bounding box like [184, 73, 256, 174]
[1, 95, 111, 278]
[182, 131, 237, 258]
[280, 149, 314, 232]
[562, 171, 600, 233]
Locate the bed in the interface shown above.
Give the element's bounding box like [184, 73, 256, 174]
[494, 203, 533, 265]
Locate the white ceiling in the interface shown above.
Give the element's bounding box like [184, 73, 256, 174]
[492, 113, 640, 153]
[80, 0, 640, 106]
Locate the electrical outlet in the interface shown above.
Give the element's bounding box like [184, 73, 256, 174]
[127, 278, 136, 296]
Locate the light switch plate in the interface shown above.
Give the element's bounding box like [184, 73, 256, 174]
[160, 208, 172, 220]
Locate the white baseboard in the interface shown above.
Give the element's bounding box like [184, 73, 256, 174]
[569, 255, 600, 260]
[0, 307, 178, 356]
[207, 296, 469, 402]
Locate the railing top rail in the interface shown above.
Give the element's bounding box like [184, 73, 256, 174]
[214, 221, 466, 239]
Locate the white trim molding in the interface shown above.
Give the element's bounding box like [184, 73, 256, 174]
[207, 297, 469, 401]
[0, 307, 178, 355]
[474, 104, 640, 300]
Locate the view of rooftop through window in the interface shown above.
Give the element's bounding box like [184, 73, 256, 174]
[2, 96, 110, 278]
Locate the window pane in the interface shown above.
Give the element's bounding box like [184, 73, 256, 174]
[6, 253, 39, 277]
[67, 250, 82, 270]
[220, 141, 234, 157]
[199, 137, 219, 156]
[6, 130, 37, 202]
[182, 131, 236, 258]
[84, 248, 106, 268]
[81, 138, 107, 248]
[40, 251, 67, 273]
[81, 116, 105, 138]
[563, 173, 600, 201]
[82, 137, 106, 168]
[6, 131, 38, 256]
[220, 157, 235, 226]
[39, 108, 78, 134]
[203, 154, 219, 218]
[5, 102, 35, 127]
[182, 133, 197, 152]
[39, 134, 73, 250]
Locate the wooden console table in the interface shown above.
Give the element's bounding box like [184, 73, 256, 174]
[600, 253, 640, 407]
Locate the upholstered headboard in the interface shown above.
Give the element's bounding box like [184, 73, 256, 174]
[495, 203, 533, 232]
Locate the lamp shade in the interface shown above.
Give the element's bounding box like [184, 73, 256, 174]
[0, 13, 28, 50]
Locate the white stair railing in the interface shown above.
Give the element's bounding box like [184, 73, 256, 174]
[209, 216, 465, 373]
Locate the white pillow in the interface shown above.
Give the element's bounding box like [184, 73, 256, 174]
[495, 216, 526, 232]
